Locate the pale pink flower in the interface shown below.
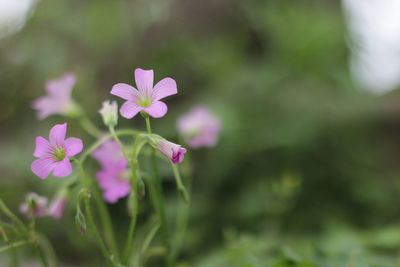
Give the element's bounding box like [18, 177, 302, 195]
[111, 68, 177, 119]
[19, 193, 48, 218]
[32, 73, 77, 119]
[92, 140, 130, 203]
[177, 106, 221, 149]
[47, 195, 67, 219]
[31, 123, 83, 179]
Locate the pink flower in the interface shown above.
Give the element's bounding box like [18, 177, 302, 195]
[19, 193, 48, 218]
[47, 195, 67, 219]
[92, 140, 131, 203]
[177, 106, 221, 149]
[110, 68, 177, 119]
[150, 137, 186, 164]
[31, 123, 83, 179]
[32, 73, 77, 119]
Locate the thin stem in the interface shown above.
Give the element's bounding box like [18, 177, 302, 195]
[144, 117, 171, 266]
[79, 129, 141, 164]
[171, 164, 189, 204]
[83, 193, 115, 267]
[74, 160, 119, 261]
[0, 199, 28, 236]
[145, 117, 152, 134]
[0, 241, 28, 253]
[122, 137, 143, 265]
[79, 116, 102, 138]
[35, 241, 50, 267]
[171, 155, 193, 261]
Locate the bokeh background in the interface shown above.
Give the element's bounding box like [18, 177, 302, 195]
[2, 0, 400, 266]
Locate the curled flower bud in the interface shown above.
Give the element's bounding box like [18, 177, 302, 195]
[148, 135, 187, 164]
[48, 194, 68, 219]
[19, 193, 48, 218]
[177, 106, 220, 149]
[99, 100, 118, 127]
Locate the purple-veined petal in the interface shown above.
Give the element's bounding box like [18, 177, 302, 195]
[33, 136, 52, 157]
[120, 101, 142, 119]
[152, 77, 177, 101]
[52, 158, 72, 177]
[110, 83, 139, 101]
[49, 123, 67, 147]
[31, 158, 55, 180]
[65, 137, 83, 157]
[144, 101, 167, 118]
[134, 68, 154, 96]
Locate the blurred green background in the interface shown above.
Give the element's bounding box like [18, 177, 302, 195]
[1, 0, 400, 266]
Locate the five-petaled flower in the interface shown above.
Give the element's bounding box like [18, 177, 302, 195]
[111, 68, 177, 119]
[32, 73, 78, 120]
[31, 123, 83, 179]
[92, 140, 131, 203]
[177, 106, 221, 149]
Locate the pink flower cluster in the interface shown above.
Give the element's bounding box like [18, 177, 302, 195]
[92, 140, 131, 203]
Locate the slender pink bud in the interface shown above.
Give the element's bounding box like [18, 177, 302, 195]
[48, 195, 68, 219]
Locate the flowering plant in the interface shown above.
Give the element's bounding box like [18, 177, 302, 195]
[0, 68, 220, 267]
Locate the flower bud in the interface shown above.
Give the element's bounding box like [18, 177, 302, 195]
[19, 193, 48, 218]
[99, 100, 118, 127]
[75, 208, 87, 235]
[148, 134, 187, 164]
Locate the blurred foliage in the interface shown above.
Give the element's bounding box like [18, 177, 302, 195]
[1, 0, 400, 266]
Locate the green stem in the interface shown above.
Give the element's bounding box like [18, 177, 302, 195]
[171, 164, 189, 204]
[74, 160, 119, 262]
[0, 241, 28, 253]
[79, 116, 102, 138]
[83, 192, 115, 267]
[144, 117, 171, 265]
[171, 154, 193, 261]
[121, 137, 143, 265]
[0, 199, 28, 236]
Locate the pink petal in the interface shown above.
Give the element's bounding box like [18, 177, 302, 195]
[49, 123, 67, 146]
[33, 136, 52, 157]
[32, 97, 60, 120]
[31, 158, 55, 180]
[120, 101, 143, 119]
[144, 101, 167, 118]
[52, 158, 72, 177]
[134, 68, 154, 95]
[152, 77, 178, 101]
[110, 83, 139, 101]
[65, 137, 83, 157]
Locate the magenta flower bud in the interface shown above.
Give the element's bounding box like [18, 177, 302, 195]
[99, 100, 118, 127]
[177, 106, 221, 149]
[32, 73, 79, 120]
[149, 135, 187, 164]
[31, 123, 83, 179]
[110, 68, 178, 119]
[19, 193, 48, 218]
[48, 195, 68, 219]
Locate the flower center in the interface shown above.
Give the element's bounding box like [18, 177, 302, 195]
[138, 97, 151, 107]
[53, 147, 66, 161]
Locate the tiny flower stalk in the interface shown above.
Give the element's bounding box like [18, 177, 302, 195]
[121, 135, 145, 265]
